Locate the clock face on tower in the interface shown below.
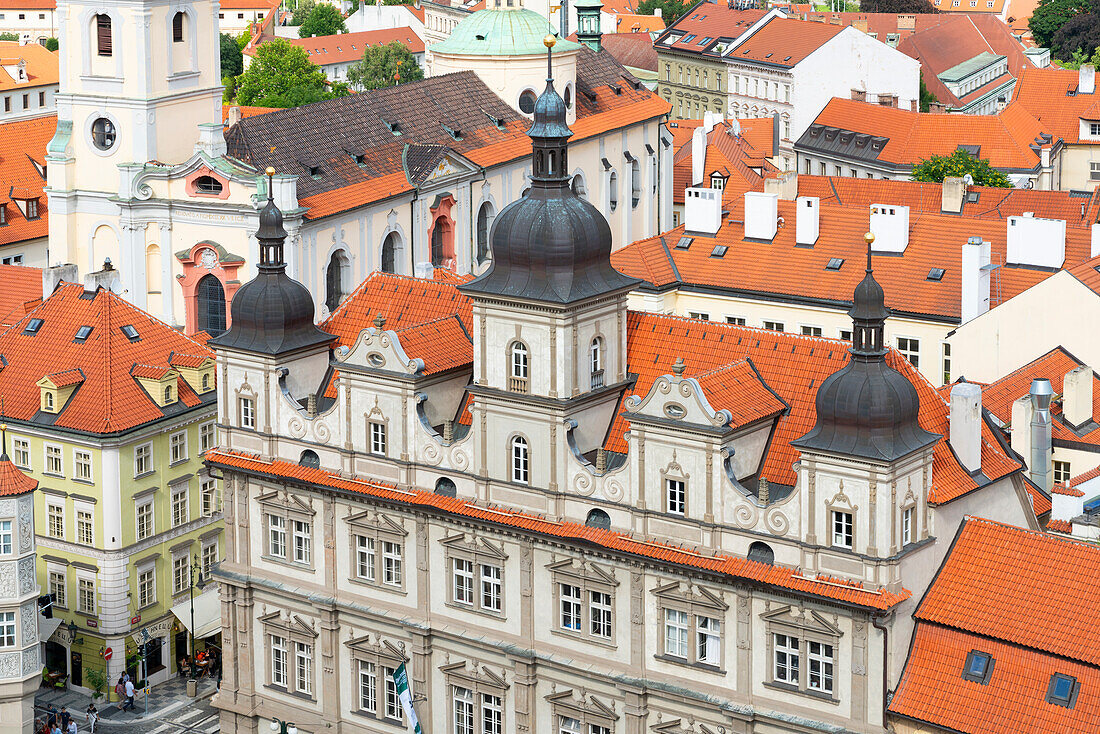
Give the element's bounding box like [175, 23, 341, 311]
[91, 117, 117, 151]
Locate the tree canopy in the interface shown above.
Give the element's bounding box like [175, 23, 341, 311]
[221, 32, 244, 78]
[290, 0, 316, 25]
[919, 76, 939, 112]
[235, 39, 348, 107]
[346, 42, 424, 91]
[858, 0, 936, 12]
[1029, 0, 1097, 57]
[636, 0, 689, 25]
[297, 2, 348, 38]
[911, 150, 1012, 187]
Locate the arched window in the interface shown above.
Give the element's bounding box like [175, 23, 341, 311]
[476, 202, 493, 265]
[164, 385, 173, 402]
[430, 218, 449, 267]
[196, 274, 226, 336]
[747, 541, 774, 565]
[608, 171, 618, 212]
[631, 158, 641, 208]
[511, 436, 529, 484]
[194, 176, 222, 195]
[571, 174, 587, 199]
[172, 11, 184, 42]
[202, 373, 210, 390]
[585, 508, 611, 530]
[434, 477, 457, 497]
[518, 89, 537, 114]
[95, 14, 112, 56]
[299, 450, 320, 468]
[563, 84, 572, 109]
[590, 337, 604, 389]
[509, 341, 528, 393]
[325, 250, 350, 313]
[381, 232, 399, 274]
[44, 392, 54, 410]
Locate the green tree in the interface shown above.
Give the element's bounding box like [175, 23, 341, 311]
[911, 149, 1012, 187]
[1052, 5, 1100, 60]
[221, 32, 244, 78]
[1029, 0, 1088, 50]
[44, 37, 58, 51]
[858, 0, 936, 10]
[290, 0, 317, 25]
[0, 33, 18, 41]
[637, 0, 689, 25]
[346, 42, 424, 91]
[85, 667, 108, 701]
[297, 2, 347, 37]
[919, 76, 939, 112]
[236, 38, 345, 107]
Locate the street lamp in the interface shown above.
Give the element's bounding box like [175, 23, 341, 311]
[270, 718, 298, 734]
[65, 620, 83, 645]
[188, 554, 207, 674]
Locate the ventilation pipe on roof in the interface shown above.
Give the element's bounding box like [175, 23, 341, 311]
[960, 236, 990, 324]
[941, 176, 965, 214]
[1011, 394, 1033, 471]
[691, 126, 706, 187]
[1080, 64, 1095, 95]
[1063, 365, 1094, 429]
[42, 263, 79, 299]
[795, 196, 819, 246]
[1030, 378, 1054, 492]
[950, 382, 983, 474]
[744, 191, 779, 240]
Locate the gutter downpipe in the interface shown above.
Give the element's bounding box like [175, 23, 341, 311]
[872, 611, 893, 732]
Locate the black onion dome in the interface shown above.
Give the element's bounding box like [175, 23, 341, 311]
[849, 270, 888, 322]
[527, 80, 571, 139]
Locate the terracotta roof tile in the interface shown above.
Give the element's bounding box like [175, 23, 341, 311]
[0, 264, 43, 327]
[1011, 66, 1100, 145]
[1052, 482, 1084, 497]
[613, 15, 665, 35]
[694, 360, 787, 429]
[393, 315, 471, 375]
[655, 7, 765, 54]
[0, 41, 57, 91]
[1046, 517, 1072, 533]
[206, 448, 911, 610]
[273, 27, 424, 66]
[728, 17, 846, 68]
[0, 454, 36, 496]
[1070, 463, 1100, 488]
[0, 114, 53, 247]
[44, 368, 84, 387]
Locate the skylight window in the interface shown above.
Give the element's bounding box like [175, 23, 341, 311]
[962, 650, 994, 684]
[927, 268, 946, 281]
[683, 34, 696, 42]
[675, 236, 693, 250]
[698, 36, 712, 45]
[75, 325, 93, 341]
[711, 245, 728, 257]
[765, 52, 772, 58]
[23, 318, 43, 335]
[120, 324, 140, 340]
[1046, 674, 1079, 708]
[826, 258, 844, 271]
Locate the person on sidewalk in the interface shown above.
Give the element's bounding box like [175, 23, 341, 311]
[65, 719, 77, 734]
[45, 706, 58, 730]
[114, 676, 125, 703]
[85, 703, 98, 734]
[123, 678, 136, 711]
[58, 707, 71, 731]
[49, 722, 62, 734]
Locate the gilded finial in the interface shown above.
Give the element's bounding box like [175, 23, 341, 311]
[544, 33, 557, 48]
[265, 166, 275, 177]
[864, 231, 875, 272]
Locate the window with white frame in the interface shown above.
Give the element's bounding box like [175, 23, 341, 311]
[560, 583, 582, 631]
[169, 431, 188, 464]
[265, 616, 317, 697]
[832, 510, 853, 549]
[358, 659, 377, 714]
[78, 577, 95, 614]
[293, 519, 311, 564]
[763, 320, 785, 332]
[655, 582, 727, 669]
[765, 606, 841, 698]
[370, 420, 387, 456]
[384, 666, 402, 720]
[1054, 460, 1072, 484]
[49, 569, 66, 608]
[200, 478, 217, 517]
[942, 342, 952, 385]
[454, 686, 475, 734]
[0, 611, 14, 647]
[295, 641, 313, 695]
[74, 450, 92, 481]
[550, 560, 617, 642]
[138, 566, 156, 608]
[443, 667, 504, 734]
[800, 325, 823, 337]
[808, 641, 835, 694]
[509, 341, 529, 393]
[173, 554, 189, 595]
[45, 444, 63, 475]
[664, 608, 689, 658]
[511, 436, 529, 484]
[348, 641, 407, 721]
[47, 503, 64, 539]
[383, 541, 402, 586]
[902, 506, 914, 545]
[445, 537, 506, 615]
[271, 634, 288, 687]
[239, 396, 255, 429]
[76, 508, 93, 545]
[453, 557, 475, 605]
[896, 336, 920, 368]
[199, 421, 216, 453]
[201, 542, 218, 578]
[268, 515, 286, 558]
[12, 438, 29, 468]
[1092, 161, 1100, 181]
[666, 478, 685, 515]
[348, 514, 406, 590]
[135, 443, 152, 476]
[773, 633, 799, 684]
[590, 337, 604, 389]
[0, 520, 10, 555]
[697, 615, 721, 665]
[171, 486, 188, 527]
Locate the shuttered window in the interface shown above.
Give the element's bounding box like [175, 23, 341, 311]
[96, 14, 112, 56]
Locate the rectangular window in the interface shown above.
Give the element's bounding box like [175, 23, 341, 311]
[482, 692, 502, 734]
[0, 520, 10, 554]
[481, 564, 502, 612]
[358, 660, 377, 713]
[763, 320, 785, 332]
[356, 535, 375, 580]
[239, 397, 255, 429]
[942, 342, 952, 385]
[832, 510, 853, 549]
[808, 641, 834, 694]
[173, 555, 188, 595]
[774, 633, 799, 684]
[453, 558, 474, 605]
[135, 443, 152, 476]
[76, 510, 93, 545]
[172, 488, 188, 527]
[78, 578, 95, 614]
[271, 635, 287, 687]
[38, 90, 44, 106]
[0, 611, 14, 647]
[664, 608, 689, 658]
[903, 507, 914, 545]
[45, 444, 63, 475]
[200, 479, 217, 517]
[1092, 161, 1100, 180]
[295, 642, 313, 696]
[12, 439, 29, 468]
[370, 422, 387, 455]
[293, 520, 311, 564]
[96, 13, 112, 56]
[725, 316, 746, 326]
[800, 325, 823, 337]
[560, 717, 581, 734]
[666, 478, 685, 515]
[136, 501, 153, 540]
[1054, 461, 1072, 484]
[138, 567, 155, 608]
[697, 615, 720, 666]
[169, 431, 188, 464]
[688, 311, 710, 320]
[896, 336, 920, 368]
[48, 504, 64, 539]
[560, 583, 582, 631]
[454, 686, 474, 734]
[268, 515, 286, 558]
[201, 543, 218, 578]
[49, 570, 67, 608]
[200, 422, 216, 453]
[74, 450, 92, 481]
[590, 590, 612, 638]
[840, 329, 852, 341]
[384, 666, 402, 720]
[382, 541, 402, 586]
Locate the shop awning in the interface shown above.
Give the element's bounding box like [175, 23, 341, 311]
[169, 591, 221, 639]
[39, 615, 62, 642]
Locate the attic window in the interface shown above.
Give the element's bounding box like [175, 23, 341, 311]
[698, 36, 712, 45]
[675, 236, 693, 250]
[354, 153, 367, 168]
[308, 166, 322, 179]
[384, 119, 401, 135]
[195, 175, 223, 195]
[0, 204, 6, 225]
[825, 258, 844, 271]
[711, 245, 728, 257]
[441, 123, 462, 141]
[120, 324, 140, 340]
[683, 34, 696, 42]
[23, 318, 43, 335]
[74, 325, 93, 341]
[1046, 674, 1079, 708]
[927, 268, 946, 281]
[962, 650, 994, 684]
[765, 52, 772, 58]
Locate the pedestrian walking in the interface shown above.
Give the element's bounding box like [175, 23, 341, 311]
[85, 703, 98, 734]
[123, 677, 136, 711]
[58, 707, 71, 731]
[66, 719, 77, 734]
[45, 706, 58, 730]
[114, 676, 124, 703]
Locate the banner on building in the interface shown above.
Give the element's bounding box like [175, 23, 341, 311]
[392, 663, 423, 734]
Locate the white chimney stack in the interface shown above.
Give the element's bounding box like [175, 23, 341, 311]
[744, 192, 779, 240]
[1006, 214, 1066, 269]
[702, 110, 721, 136]
[960, 236, 991, 324]
[691, 126, 706, 187]
[42, 263, 79, 299]
[684, 187, 722, 235]
[1011, 394, 1033, 468]
[83, 259, 122, 294]
[869, 204, 909, 253]
[1091, 222, 1100, 258]
[796, 196, 819, 246]
[950, 382, 983, 474]
[941, 176, 965, 214]
[1063, 365, 1094, 428]
[1081, 63, 1095, 95]
[414, 262, 435, 279]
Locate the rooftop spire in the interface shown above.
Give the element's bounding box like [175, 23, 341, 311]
[527, 34, 572, 184]
[848, 231, 890, 362]
[257, 166, 287, 269]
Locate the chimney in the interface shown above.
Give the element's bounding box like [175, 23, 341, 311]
[795, 196, 819, 246]
[744, 192, 779, 240]
[851, 89, 866, 102]
[654, 6, 662, 16]
[1063, 365, 1094, 428]
[853, 18, 868, 32]
[1011, 394, 1033, 469]
[227, 105, 243, 127]
[1029, 378, 1054, 492]
[868, 204, 909, 253]
[1006, 214, 1066, 269]
[1080, 64, 1095, 95]
[960, 236, 991, 324]
[941, 176, 966, 214]
[691, 126, 706, 186]
[928, 101, 947, 114]
[684, 187, 722, 235]
[83, 258, 122, 294]
[950, 383, 983, 473]
[763, 171, 797, 200]
[414, 261, 435, 279]
[1091, 222, 1100, 258]
[1040, 147, 1051, 169]
[702, 110, 720, 136]
[898, 13, 915, 30]
[42, 263, 79, 299]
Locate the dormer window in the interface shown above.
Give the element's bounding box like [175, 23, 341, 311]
[164, 385, 174, 403]
[24, 198, 38, 219]
[711, 174, 725, 190]
[43, 391, 54, 410]
[194, 176, 223, 195]
[202, 373, 210, 391]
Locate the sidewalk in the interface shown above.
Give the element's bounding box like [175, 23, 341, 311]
[34, 675, 218, 727]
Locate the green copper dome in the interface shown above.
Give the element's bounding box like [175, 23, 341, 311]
[431, 8, 582, 57]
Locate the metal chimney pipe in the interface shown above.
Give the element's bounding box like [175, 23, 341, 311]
[1029, 378, 1054, 491]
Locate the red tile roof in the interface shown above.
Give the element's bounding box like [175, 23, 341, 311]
[727, 16, 845, 68]
[1010, 66, 1100, 145]
[282, 27, 424, 65]
[655, 7, 765, 55]
[592, 32, 658, 72]
[0, 453, 36, 496]
[670, 118, 770, 205]
[0, 264, 42, 327]
[0, 115, 53, 248]
[393, 315, 471, 375]
[1027, 482, 1053, 515]
[1070, 463, 1100, 488]
[694, 360, 787, 429]
[0, 283, 214, 435]
[614, 14, 665, 34]
[1046, 517, 1072, 533]
[1052, 482, 1084, 497]
[206, 448, 912, 609]
[44, 368, 84, 387]
[0, 41, 57, 92]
